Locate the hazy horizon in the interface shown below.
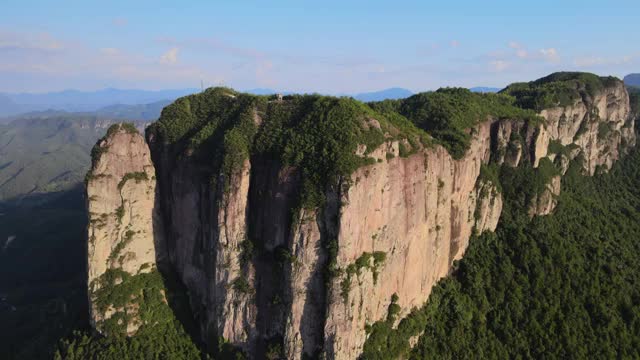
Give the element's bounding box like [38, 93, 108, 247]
[2, 0, 638, 94]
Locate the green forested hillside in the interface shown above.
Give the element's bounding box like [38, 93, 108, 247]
[52, 269, 207, 360]
[624, 74, 640, 88]
[362, 148, 640, 359]
[0, 114, 147, 202]
[502, 72, 618, 111]
[0, 188, 88, 359]
[368, 87, 540, 159]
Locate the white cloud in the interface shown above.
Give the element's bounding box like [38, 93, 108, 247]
[504, 42, 559, 63]
[489, 60, 509, 72]
[160, 47, 179, 65]
[0, 31, 63, 51]
[0, 30, 224, 91]
[508, 41, 521, 49]
[574, 56, 605, 67]
[100, 47, 120, 56]
[573, 54, 636, 67]
[539, 48, 559, 62]
[507, 42, 528, 58]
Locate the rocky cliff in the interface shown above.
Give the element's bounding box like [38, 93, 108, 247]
[86, 73, 635, 358]
[86, 123, 162, 335]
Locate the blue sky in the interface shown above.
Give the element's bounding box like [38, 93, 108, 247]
[1, 0, 638, 93]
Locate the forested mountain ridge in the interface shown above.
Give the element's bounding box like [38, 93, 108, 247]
[61, 72, 638, 359]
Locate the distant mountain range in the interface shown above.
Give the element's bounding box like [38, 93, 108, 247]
[470, 87, 502, 93]
[351, 87, 414, 102]
[0, 89, 197, 118]
[0, 95, 30, 117]
[624, 74, 640, 87]
[2, 87, 414, 118]
[245, 87, 415, 102]
[0, 100, 172, 124]
[0, 113, 149, 202]
[89, 100, 172, 121]
[246, 86, 501, 100]
[0, 85, 506, 119]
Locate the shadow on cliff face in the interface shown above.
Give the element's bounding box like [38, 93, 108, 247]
[296, 213, 329, 358]
[157, 265, 208, 354]
[150, 182, 210, 357]
[249, 157, 299, 358]
[0, 184, 89, 359]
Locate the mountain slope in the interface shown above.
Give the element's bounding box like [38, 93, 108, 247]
[0, 187, 87, 360]
[0, 94, 29, 117]
[0, 114, 148, 202]
[0, 89, 197, 117]
[5, 88, 197, 109]
[624, 73, 640, 87]
[94, 100, 172, 121]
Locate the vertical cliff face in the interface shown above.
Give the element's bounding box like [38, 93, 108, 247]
[86, 124, 161, 335]
[86, 74, 635, 359]
[320, 117, 549, 359]
[148, 138, 258, 352]
[321, 127, 495, 359]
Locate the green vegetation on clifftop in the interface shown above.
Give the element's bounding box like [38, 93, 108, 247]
[149, 87, 542, 211]
[149, 88, 423, 209]
[369, 88, 541, 159]
[503, 72, 620, 111]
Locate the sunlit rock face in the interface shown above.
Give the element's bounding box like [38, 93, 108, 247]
[86, 125, 160, 334]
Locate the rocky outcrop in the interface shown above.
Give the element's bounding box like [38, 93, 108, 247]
[86, 124, 160, 334]
[473, 180, 503, 234]
[528, 175, 561, 217]
[538, 81, 635, 174]
[86, 76, 636, 359]
[283, 207, 328, 358]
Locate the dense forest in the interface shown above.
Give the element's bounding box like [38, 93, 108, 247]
[0, 188, 87, 359]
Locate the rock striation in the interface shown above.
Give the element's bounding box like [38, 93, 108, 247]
[86, 124, 161, 334]
[86, 74, 635, 358]
[538, 80, 634, 175]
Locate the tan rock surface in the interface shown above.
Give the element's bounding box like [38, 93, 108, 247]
[86, 125, 159, 333]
